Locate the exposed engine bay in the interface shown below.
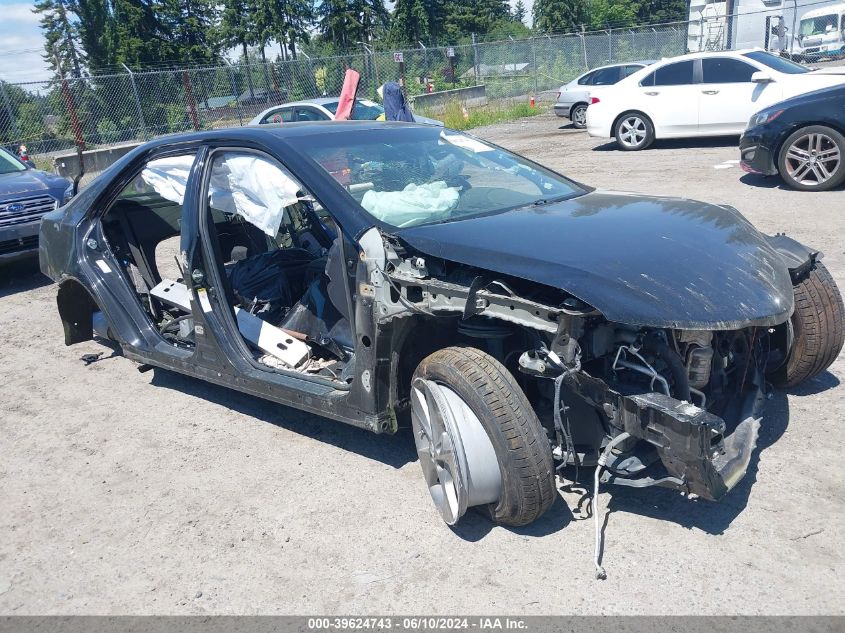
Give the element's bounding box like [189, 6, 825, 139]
[366, 229, 786, 502]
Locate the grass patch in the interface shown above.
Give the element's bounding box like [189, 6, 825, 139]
[428, 100, 547, 131]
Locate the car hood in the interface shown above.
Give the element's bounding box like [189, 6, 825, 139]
[0, 169, 67, 199]
[397, 191, 795, 329]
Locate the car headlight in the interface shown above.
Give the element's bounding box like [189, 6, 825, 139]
[747, 108, 783, 129]
[63, 184, 74, 204]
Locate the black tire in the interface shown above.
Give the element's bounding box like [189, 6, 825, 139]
[413, 346, 556, 526]
[614, 111, 654, 151]
[775, 262, 845, 387]
[777, 125, 845, 192]
[570, 103, 588, 129]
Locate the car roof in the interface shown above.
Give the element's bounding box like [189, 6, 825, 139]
[801, 4, 845, 18]
[582, 60, 654, 74]
[145, 120, 426, 148]
[655, 49, 762, 63]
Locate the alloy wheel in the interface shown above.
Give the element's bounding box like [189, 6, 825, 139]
[785, 132, 841, 187]
[619, 116, 647, 148]
[572, 105, 587, 128]
[410, 377, 501, 525]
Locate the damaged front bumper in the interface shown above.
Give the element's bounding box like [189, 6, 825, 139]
[612, 391, 762, 500]
[565, 371, 764, 501]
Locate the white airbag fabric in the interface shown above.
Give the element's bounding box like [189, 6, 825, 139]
[360, 181, 459, 227]
[209, 155, 300, 237]
[141, 154, 301, 238]
[141, 155, 193, 204]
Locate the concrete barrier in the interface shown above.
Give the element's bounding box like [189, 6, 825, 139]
[411, 85, 487, 113]
[52, 141, 141, 182]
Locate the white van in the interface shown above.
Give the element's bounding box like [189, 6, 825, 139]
[797, 3, 845, 59]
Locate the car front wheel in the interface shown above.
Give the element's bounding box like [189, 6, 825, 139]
[614, 112, 654, 151]
[411, 346, 556, 527]
[778, 125, 845, 191]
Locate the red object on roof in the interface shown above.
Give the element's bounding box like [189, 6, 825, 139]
[334, 69, 361, 121]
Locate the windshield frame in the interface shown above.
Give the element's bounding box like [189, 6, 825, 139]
[0, 148, 27, 174]
[296, 126, 591, 231]
[743, 50, 810, 74]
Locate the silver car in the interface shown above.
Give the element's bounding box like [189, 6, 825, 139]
[554, 61, 654, 128]
[249, 97, 443, 126]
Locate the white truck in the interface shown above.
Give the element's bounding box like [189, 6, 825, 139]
[795, 3, 845, 60]
[687, 0, 845, 58]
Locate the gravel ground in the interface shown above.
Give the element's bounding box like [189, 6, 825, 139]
[1, 114, 844, 615]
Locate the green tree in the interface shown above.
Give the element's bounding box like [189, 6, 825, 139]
[158, 0, 221, 63]
[588, 0, 639, 28]
[636, 0, 687, 23]
[442, 0, 511, 40]
[111, 0, 165, 66]
[75, 0, 114, 72]
[512, 0, 527, 24]
[533, 0, 587, 33]
[220, 0, 260, 97]
[34, 0, 84, 77]
[261, 0, 314, 60]
[317, 0, 389, 51]
[390, 0, 430, 46]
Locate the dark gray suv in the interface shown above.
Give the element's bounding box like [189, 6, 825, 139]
[0, 147, 72, 263]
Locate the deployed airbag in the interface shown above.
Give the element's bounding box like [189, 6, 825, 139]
[360, 181, 459, 227]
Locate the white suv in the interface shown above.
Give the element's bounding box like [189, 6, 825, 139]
[554, 62, 653, 128]
[586, 49, 845, 150]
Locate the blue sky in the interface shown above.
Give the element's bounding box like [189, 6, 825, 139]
[0, 1, 48, 84]
[0, 0, 534, 86]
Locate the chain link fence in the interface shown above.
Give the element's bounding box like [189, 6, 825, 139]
[0, 15, 812, 177]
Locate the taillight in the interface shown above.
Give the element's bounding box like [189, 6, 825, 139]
[590, 97, 600, 105]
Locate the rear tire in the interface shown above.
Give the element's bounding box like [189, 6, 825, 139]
[775, 262, 845, 387]
[571, 103, 588, 129]
[614, 111, 654, 151]
[412, 346, 556, 527]
[777, 125, 845, 192]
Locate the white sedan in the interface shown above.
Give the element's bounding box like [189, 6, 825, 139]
[586, 49, 845, 150]
[249, 97, 443, 126]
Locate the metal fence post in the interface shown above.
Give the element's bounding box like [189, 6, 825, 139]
[607, 28, 613, 62]
[472, 33, 480, 83]
[580, 26, 588, 69]
[531, 37, 538, 96]
[0, 81, 20, 141]
[121, 63, 148, 140]
[224, 60, 244, 126]
[182, 71, 200, 131]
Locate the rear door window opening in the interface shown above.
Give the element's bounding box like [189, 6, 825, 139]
[100, 152, 199, 350]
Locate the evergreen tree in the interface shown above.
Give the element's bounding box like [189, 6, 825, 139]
[512, 0, 527, 24]
[390, 0, 430, 46]
[34, 0, 84, 78]
[158, 0, 221, 63]
[636, 0, 687, 24]
[318, 0, 389, 51]
[220, 0, 259, 61]
[262, 0, 314, 60]
[441, 0, 511, 40]
[533, 0, 587, 33]
[588, 0, 638, 28]
[111, 0, 165, 66]
[75, 0, 114, 72]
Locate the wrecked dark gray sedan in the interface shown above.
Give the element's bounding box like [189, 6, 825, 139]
[40, 122, 843, 572]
